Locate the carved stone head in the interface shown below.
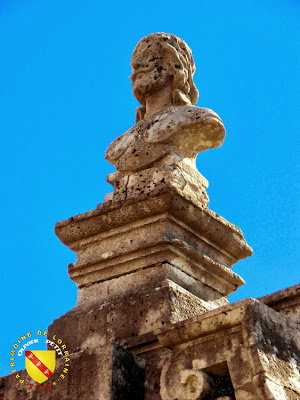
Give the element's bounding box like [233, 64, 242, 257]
[130, 33, 199, 120]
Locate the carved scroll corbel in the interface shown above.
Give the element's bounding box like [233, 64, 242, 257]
[160, 359, 212, 400]
[180, 360, 212, 400]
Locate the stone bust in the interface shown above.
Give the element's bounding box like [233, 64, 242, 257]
[130, 32, 199, 122]
[105, 33, 225, 205]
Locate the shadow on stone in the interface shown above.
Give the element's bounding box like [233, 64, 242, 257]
[111, 343, 146, 400]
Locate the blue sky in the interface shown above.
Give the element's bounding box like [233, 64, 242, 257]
[1, 0, 299, 375]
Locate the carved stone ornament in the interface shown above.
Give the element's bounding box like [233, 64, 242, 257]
[105, 33, 225, 206]
[177, 360, 212, 400]
[157, 298, 300, 400]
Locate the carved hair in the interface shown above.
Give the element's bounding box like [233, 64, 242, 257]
[131, 33, 199, 121]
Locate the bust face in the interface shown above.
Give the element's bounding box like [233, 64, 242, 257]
[130, 38, 171, 105]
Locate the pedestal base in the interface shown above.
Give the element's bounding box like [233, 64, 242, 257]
[55, 191, 252, 300]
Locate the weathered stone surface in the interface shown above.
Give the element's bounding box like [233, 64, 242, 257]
[105, 106, 225, 172]
[259, 283, 300, 323]
[106, 158, 210, 206]
[244, 300, 300, 399]
[76, 263, 226, 308]
[2, 287, 299, 399]
[54, 33, 252, 307]
[111, 344, 146, 400]
[105, 33, 226, 207]
[55, 192, 252, 301]
[130, 33, 199, 115]
[0, 345, 114, 400]
[48, 267, 221, 356]
[155, 298, 300, 400]
[143, 353, 171, 400]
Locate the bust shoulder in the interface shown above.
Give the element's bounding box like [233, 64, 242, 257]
[144, 105, 221, 143]
[105, 104, 225, 172]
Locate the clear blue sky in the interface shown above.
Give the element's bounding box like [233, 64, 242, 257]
[1, 0, 299, 375]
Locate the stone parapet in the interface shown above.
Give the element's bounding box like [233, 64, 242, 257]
[2, 289, 299, 400]
[259, 283, 300, 323]
[136, 296, 300, 400]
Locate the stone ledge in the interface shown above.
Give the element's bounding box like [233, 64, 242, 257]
[259, 283, 300, 323]
[55, 191, 252, 261]
[69, 243, 244, 296]
[55, 192, 252, 299]
[76, 263, 227, 307]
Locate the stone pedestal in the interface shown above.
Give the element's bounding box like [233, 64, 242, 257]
[55, 190, 252, 304]
[47, 189, 253, 356]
